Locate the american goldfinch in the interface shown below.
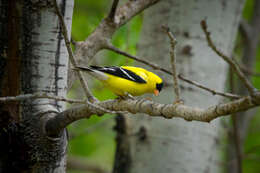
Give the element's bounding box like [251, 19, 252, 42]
[76, 66, 163, 97]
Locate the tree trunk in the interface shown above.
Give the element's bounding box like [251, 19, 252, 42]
[0, 0, 74, 172]
[113, 0, 245, 173]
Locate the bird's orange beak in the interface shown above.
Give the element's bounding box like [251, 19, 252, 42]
[154, 89, 159, 96]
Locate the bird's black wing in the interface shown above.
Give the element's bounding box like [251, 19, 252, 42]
[90, 66, 147, 84]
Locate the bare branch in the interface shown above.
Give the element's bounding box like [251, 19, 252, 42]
[106, 43, 172, 74]
[108, 0, 120, 21]
[53, 0, 96, 102]
[0, 93, 125, 128]
[86, 100, 128, 115]
[45, 92, 260, 136]
[162, 26, 181, 102]
[71, 37, 76, 46]
[178, 75, 242, 99]
[45, 100, 127, 136]
[201, 20, 257, 96]
[114, 0, 160, 26]
[0, 92, 84, 104]
[240, 65, 260, 77]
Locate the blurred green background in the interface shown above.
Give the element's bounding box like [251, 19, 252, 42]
[67, 0, 260, 172]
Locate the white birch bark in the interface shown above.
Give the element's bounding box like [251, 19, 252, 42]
[121, 0, 245, 172]
[20, 0, 74, 172]
[0, 0, 74, 172]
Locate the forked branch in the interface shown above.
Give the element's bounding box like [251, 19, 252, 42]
[162, 26, 181, 103]
[201, 20, 257, 96]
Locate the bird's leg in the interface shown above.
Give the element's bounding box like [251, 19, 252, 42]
[145, 97, 153, 101]
[126, 93, 135, 100]
[173, 99, 184, 104]
[116, 93, 135, 100]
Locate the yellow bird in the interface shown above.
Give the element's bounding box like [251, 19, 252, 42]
[76, 66, 163, 97]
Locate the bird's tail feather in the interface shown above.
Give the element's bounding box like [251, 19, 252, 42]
[75, 66, 108, 81]
[75, 66, 93, 72]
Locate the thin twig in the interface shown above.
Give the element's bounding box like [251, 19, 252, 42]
[163, 26, 181, 102]
[0, 92, 84, 104]
[178, 74, 242, 99]
[53, 0, 96, 102]
[105, 43, 172, 75]
[108, 0, 120, 21]
[71, 37, 76, 46]
[106, 43, 241, 99]
[201, 20, 256, 96]
[239, 63, 260, 77]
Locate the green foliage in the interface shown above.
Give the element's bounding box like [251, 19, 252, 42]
[242, 0, 255, 21]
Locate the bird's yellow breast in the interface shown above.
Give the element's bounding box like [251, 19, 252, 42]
[104, 74, 149, 96]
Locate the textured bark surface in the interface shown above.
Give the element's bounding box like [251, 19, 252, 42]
[0, 0, 73, 172]
[113, 0, 245, 173]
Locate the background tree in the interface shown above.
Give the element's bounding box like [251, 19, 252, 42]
[113, 0, 244, 173]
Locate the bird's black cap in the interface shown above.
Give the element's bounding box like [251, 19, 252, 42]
[156, 82, 163, 92]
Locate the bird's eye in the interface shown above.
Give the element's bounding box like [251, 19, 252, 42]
[156, 83, 163, 92]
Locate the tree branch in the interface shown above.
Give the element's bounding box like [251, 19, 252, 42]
[178, 75, 242, 99]
[45, 93, 260, 136]
[240, 65, 260, 77]
[162, 26, 181, 102]
[105, 43, 172, 75]
[201, 20, 257, 96]
[0, 92, 84, 104]
[113, 0, 161, 26]
[53, 0, 96, 102]
[108, 0, 120, 21]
